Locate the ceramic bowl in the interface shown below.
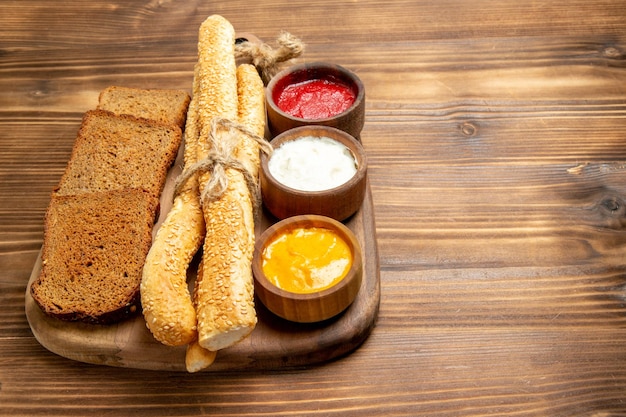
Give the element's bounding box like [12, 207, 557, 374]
[260, 125, 367, 222]
[266, 62, 365, 139]
[252, 215, 363, 323]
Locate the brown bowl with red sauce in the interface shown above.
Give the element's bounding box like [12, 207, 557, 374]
[266, 62, 365, 140]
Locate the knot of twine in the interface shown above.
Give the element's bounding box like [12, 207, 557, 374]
[174, 118, 273, 215]
[235, 31, 305, 85]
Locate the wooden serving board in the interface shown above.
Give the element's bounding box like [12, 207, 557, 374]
[25, 142, 380, 372]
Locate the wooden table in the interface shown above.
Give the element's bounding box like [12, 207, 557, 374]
[2, 1, 626, 415]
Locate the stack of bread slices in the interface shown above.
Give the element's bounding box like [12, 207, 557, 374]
[30, 86, 190, 324]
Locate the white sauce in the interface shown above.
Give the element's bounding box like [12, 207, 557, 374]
[268, 136, 357, 192]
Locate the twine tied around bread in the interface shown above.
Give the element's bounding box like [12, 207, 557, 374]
[235, 31, 305, 85]
[174, 118, 273, 216]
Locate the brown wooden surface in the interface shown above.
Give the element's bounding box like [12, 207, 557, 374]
[2, 1, 626, 415]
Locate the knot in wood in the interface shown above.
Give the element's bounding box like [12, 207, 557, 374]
[601, 196, 621, 213]
[595, 195, 626, 230]
[461, 122, 477, 137]
[602, 46, 623, 59]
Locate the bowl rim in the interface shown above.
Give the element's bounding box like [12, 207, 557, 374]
[266, 61, 365, 123]
[261, 125, 368, 196]
[252, 214, 363, 302]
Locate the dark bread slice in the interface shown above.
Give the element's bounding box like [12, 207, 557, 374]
[30, 188, 159, 324]
[97, 86, 190, 129]
[55, 109, 182, 198]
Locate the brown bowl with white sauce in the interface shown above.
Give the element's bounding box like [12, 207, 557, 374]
[260, 125, 367, 222]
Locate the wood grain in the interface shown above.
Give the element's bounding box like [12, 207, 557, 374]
[2, 0, 626, 415]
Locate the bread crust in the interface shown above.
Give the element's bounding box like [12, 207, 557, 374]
[140, 189, 204, 346]
[185, 334, 217, 372]
[189, 15, 256, 352]
[32, 96, 186, 325]
[31, 188, 159, 324]
[141, 15, 266, 364]
[194, 65, 265, 352]
[97, 86, 191, 129]
[55, 109, 182, 199]
[140, 68, 205, 347]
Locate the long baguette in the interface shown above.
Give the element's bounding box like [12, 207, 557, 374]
[185, 63, 266, 371]
[193, 16, 259, 352]
[140, 66, 205, 347]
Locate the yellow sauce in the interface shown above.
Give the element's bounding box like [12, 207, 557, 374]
[261, 226, 352, 294]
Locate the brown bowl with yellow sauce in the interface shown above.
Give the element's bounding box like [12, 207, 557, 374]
[252, 215, 363, 323]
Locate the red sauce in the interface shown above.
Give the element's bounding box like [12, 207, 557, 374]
[275, 78, 356, 120]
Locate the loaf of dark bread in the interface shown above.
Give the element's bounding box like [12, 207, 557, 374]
[97, 86, 190, 129]
[32, 87, 189, 325]
[55, 109, 182, 198]
[30, 188, 159, 324]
